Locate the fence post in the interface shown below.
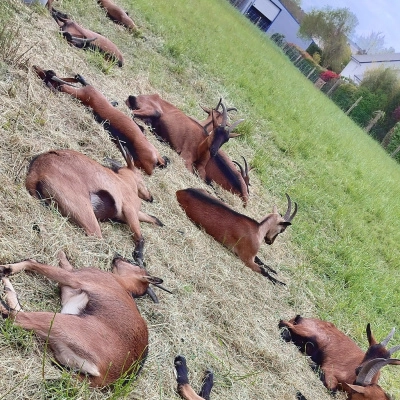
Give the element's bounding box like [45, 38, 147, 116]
[345, 96, 363, 115]
[326, 78, 342, 97]
[306, 67, 316, 79]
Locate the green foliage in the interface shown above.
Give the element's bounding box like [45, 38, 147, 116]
[360, 67, 400, 96]
[300, 6, 357, 71]
[270, 32, 285, 46]
[386, 123, 400, 160]
[331, 82, 357, 111]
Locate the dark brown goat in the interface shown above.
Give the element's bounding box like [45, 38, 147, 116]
[25, 146, 163, 266]
[97, 0, 137, 30]
[174, 356, 214, 400]
[0, 251, 166, 386]
[279, 315, 400, 399]
[33, 66, 168, 175]
[126, 95, 249, 200]
[176, 188, 297, 285]
[51, 8, 124, 66]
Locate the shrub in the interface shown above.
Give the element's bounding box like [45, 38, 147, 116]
[320, 70, 340, 82]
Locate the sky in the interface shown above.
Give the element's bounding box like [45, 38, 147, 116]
[300, 0, 400, 53]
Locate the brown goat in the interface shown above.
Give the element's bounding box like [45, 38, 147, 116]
[126, 94, 244, 186]
[0, 251, 166, 386]
[176, 188, 297, 285]
[279, 315, 400, 399]
[97, 0, 137, 30]
[174, 355, 214, 400]
[197, 100, 252, 206]
[51, 8, 124, 66]
[33, 66, 168, 175]
[25, 146, 162, 266]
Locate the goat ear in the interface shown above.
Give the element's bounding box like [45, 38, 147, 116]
[141, 276, 163, 285]
[343, 383, 366, 394]
[280, 221, 292, 227]
[366, 323, 377, 345]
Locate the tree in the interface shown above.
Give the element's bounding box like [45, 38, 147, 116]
[354, 31, 395, 54]
[299, 7, 358, 72]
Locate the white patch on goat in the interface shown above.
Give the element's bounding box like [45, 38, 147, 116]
[55, 343, 101, 376]
[61, 290, 89, 315]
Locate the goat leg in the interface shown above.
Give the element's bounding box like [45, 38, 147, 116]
[260, 267, 286, 286]
[198, 369, 214, 400]
[254, 256, 277, 274]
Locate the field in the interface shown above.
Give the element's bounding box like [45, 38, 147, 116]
[0, 0, 399, 399]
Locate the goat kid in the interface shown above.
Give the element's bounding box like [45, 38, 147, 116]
[25, 146, 162, 266]
[126, 94, 242, 181]
[0, 251, 166, 386]
[97, 0, 137, 31]
[279, 315, 400, 399]
[174, 355, 214, 400]
[176, 188, 297, 285]
[51, 8, 124, 66]
[33, 66, 168, 175]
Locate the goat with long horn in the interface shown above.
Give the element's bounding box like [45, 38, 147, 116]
[279, 315, 400, 399]
[176, 188, 297, 285]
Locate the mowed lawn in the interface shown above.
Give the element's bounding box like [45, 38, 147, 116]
[0, 0, 400, 397]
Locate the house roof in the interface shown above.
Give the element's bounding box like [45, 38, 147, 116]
[352, 53, 400, 63]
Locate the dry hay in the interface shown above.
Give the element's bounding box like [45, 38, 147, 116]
[0, 1, 345, 399]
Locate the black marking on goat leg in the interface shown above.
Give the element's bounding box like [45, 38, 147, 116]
[296, 392, 307, 400]
[0, 266, 12, 277]
[1, 299, 11, 318]
[74, 74, 89, 86]
[174, 355, 190, 385]
[158, 156, 170, 168]
[260, 267, 286, 286]
[149, 215, 164, 227]
[254, 256, 277, 274]
[133, 238, 145, 268]
[198, 369, 214, 400]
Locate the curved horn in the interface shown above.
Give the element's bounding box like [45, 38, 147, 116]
[232, 160, 245, 178]
[227, 119, 244, 134]
[283, 193, 292, 221]
[220, 102, 227, 127]
[389, 344, 400, 356]
[283, 193, 298, 222]
[215, 98, 222, 111]
[50, 75, 79, 88]
[227, 106, 237, 112]
[381, 327, 395, 347]
[356, 358, 400, 386]
[145, 287, 159, 303]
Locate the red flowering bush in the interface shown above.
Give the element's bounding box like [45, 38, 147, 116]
[320, 70, 340, 82]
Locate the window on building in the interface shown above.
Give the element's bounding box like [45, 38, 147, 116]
[245, 6, 272, 31]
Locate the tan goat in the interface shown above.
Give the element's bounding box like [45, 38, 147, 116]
[279, 315, 400, 399]
[0, 251, 165, 386]
[51, 8, 124, 66]
[176, 188, 297, 285]
[25, 145, 162, 266]
[33, 66, 168, 175]
[97, 0, 137, 30]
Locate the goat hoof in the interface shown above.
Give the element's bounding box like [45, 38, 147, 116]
[0, 265, 12, 277]
[159, 156, 170, 168]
